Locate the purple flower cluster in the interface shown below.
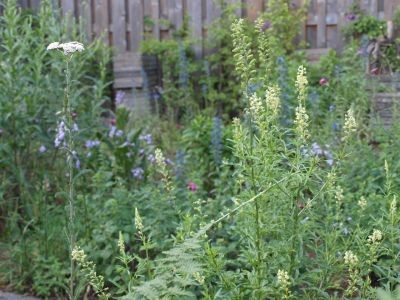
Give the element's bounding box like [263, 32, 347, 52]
[139, 134, 152, 145]
[55, 121, 66, 148]
[165, 158, 174, 166]
[85, 140, 100, 148]
[39, 145, 47, 153]
[131, 167, 144, 179]
[346, 12, 357, 21]
[332, 222, 350, 236]
[311, 142, 334, 166]
[147, 154, 156, 163]
[72, 151, 81, 169]
[115, 90, 126, 106]
[261, 20, 271, 32]
[72, 123, 79, 132]
[109, 126, 123, 138]
[122, 141, 135, 148]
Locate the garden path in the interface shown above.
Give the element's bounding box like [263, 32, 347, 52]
[0, 291, 39, 300]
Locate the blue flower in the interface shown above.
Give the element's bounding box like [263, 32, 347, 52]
[85, 140, 100, 148]
[109, 126, 116, 138]
[54, 121, 66, 148]
[115, 130, 124, 137]
[115, 90, 125, 106]
[261, 20, 271, 32]
[39, 145, 47, 153]
[332, 122, 340, 132]
[139, 134, 152, 145]
[131, 167, 144, 179]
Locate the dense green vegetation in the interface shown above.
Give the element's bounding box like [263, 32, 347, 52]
[0, 0, 399, 299]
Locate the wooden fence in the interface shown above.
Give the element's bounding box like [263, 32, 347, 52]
[15, 0, 400, 109]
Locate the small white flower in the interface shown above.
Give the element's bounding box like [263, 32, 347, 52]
[47, 42, 60, 50]
[367, 229, 383, 244]
[277, 269, 290, 287]
[47, 41, 85, 55]
[358, 196, 367, 209]
[344, 250, 358, 266]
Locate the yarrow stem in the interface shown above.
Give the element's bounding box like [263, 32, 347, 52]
[47, 41, 85, 299]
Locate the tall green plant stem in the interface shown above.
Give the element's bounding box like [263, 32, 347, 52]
[244, 89, 262, 293]
[64, 57, 76, 300]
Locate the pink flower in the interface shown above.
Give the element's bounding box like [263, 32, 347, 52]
[370, 67, 379, 75]
[188, 182, 197, 192]
[319, 77, 328, 86]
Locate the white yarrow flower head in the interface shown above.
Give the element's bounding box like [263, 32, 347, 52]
[47, 41, 85, 55]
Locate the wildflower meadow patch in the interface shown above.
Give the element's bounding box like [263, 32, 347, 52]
[0, 1, 399, 300]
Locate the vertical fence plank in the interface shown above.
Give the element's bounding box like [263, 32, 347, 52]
[360, 0, 369, 12]
[205, 0, 221, 25]
[78, 0, 92, 41]
[168, 0, 183, 30]
[111, 0, 127, 53]
[93, 0, 109, 44]
[159, 0, 170, 40]
[246, 0, 263, 20]
[394, 0, 400, 17]
[18, 0, 29, 8]
[128, 0, 143, 52]
[337, 0, 349, 50]
[316, 0, 326, 48]
[30, 0, 41, 11]
[370, 0, 378, 17]
[61, 0, 74, 15]
[228, 0, 242, 17]
[294, 0, 306, 45]
[150, 0, 160, 39]
[383, 0, 392, 20]
[187, 0, 202, 57]
[203, 0, 222, 55]
[326, 0, 338, 48]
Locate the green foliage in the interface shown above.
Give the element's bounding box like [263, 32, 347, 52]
[261, 0, 309, 52]
[342, 5, 387, 39]
[0, 0, 111, 297]
[2, 1, 400, 299]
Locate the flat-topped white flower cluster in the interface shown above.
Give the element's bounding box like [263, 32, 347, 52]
[47, 41, 85, 55]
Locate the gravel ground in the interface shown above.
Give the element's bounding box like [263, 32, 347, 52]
[0, 291, 39, 300]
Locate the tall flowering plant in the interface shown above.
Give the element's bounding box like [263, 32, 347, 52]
[47, 41, 85, 300]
